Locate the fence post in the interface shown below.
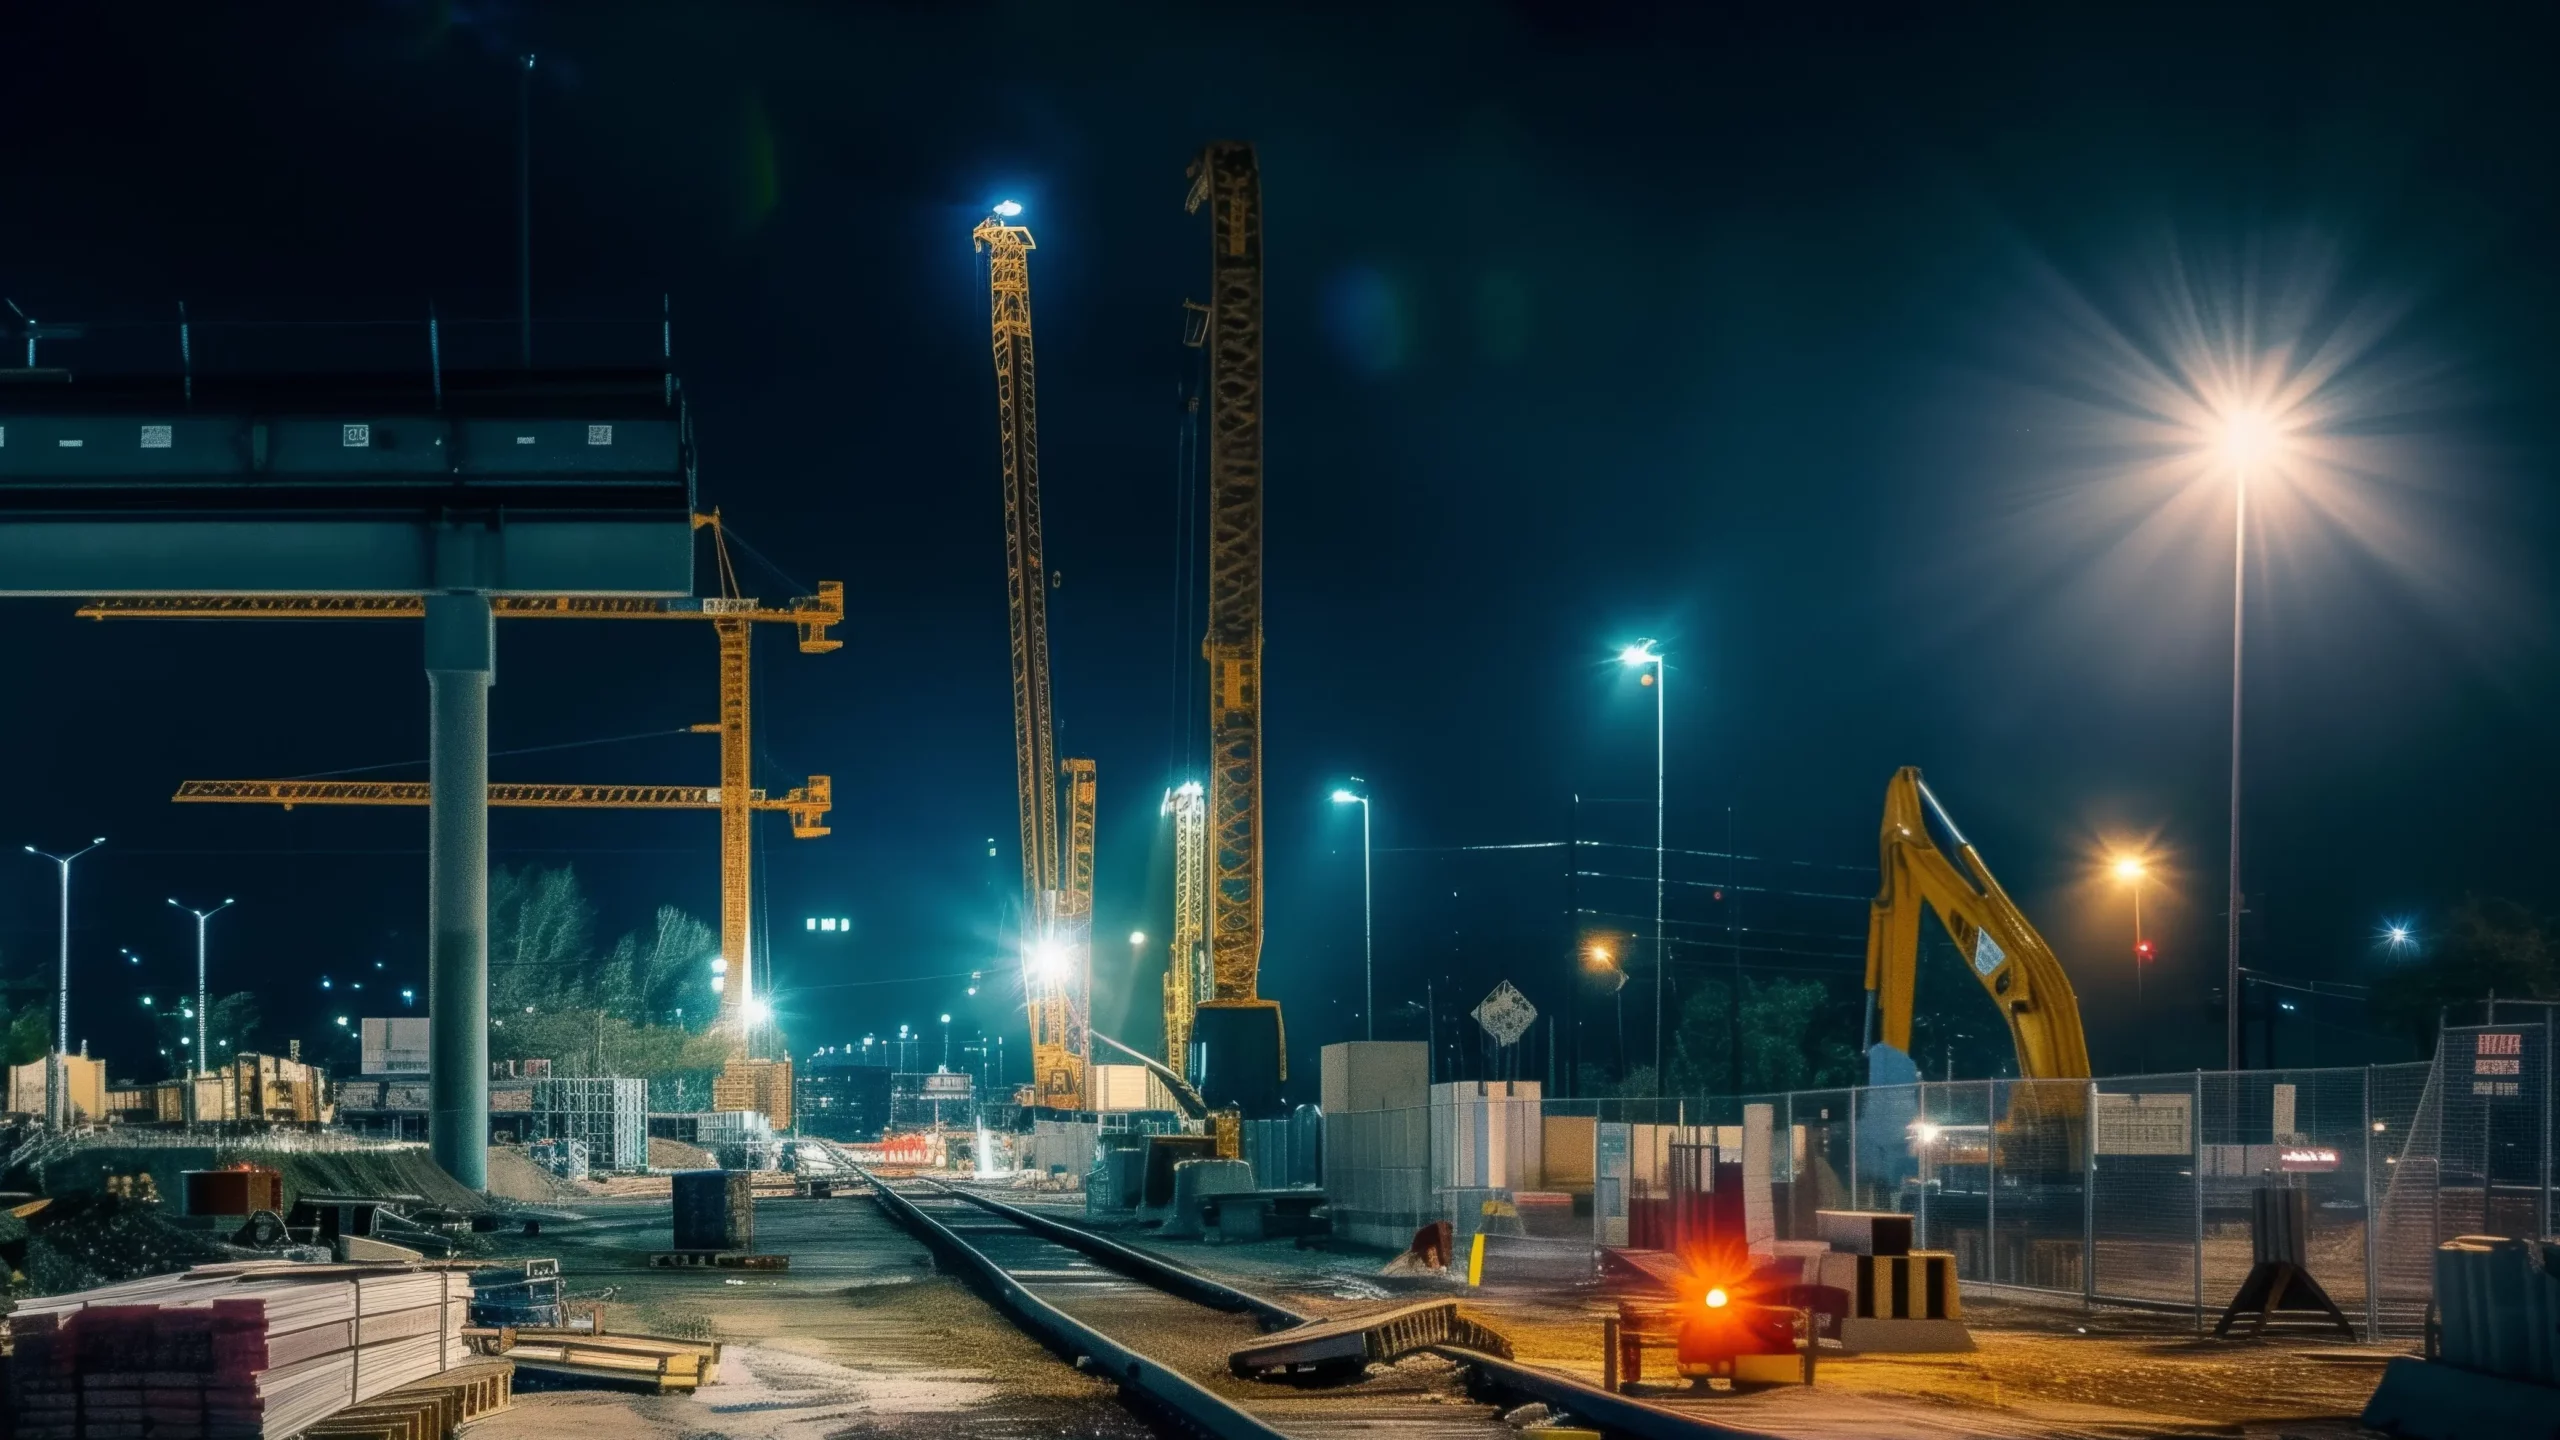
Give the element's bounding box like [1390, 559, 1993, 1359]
[1847, 1086, 1859, 1210]
[2082, 1079, 2098, 1309]
[2363, 1063, 2379, 1344]
[2192, 1068, 2205, 1334]
[1984, 1078, 1998, 1285]
[1783, 1091, 1794, 1220]
[2542, 1010, 2553, 1244]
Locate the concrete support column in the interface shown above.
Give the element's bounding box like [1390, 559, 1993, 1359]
[426, 594, 493, 1191]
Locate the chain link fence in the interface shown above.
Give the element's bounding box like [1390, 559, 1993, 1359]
[1324, 1017, 2558, 1334]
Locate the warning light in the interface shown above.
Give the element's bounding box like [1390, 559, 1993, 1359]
[2136, 941, 2155, 962]
[1704, 1287, 1729, 1309]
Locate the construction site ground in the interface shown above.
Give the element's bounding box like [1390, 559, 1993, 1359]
[463, 1180, 2411, 1439]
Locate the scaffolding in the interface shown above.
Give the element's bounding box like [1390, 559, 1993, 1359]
[533, 1077, 647, 1172]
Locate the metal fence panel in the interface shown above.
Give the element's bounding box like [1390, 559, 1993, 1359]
[2089, 1071, 2202, 1308]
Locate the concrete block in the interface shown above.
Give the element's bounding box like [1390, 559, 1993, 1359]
[1320, 1042, 1428, 1114]
[1838, 1316, 1975, 1354]
[1817, 1209, 1912, 1256]
[1157, 1158, 1255, 1240]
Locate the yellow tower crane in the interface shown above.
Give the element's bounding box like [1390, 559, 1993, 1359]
[974, 207, 1096, 1111]
[1183, 142, 1283, 1110]
[1160, 781, 1207, 1079]
[80, 518, 838, 1107]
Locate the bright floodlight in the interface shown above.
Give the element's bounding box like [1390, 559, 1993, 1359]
[2217, 407, 2282, 469]
[993, 200, 1023, 217]
[1029, 938, 1070, 982]
[2111, 857, 2147, 883]
[1129, 930, 1147, 947]
[1620, 640, 1660, 667]
[745, 998, 775, 1026]
[1331, 789, 1360, 804]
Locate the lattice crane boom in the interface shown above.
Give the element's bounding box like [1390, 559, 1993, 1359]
[80, 585, 844, 650]
[1185, 141, 1283, 1105]
[175, 776, 832, 834]
[975, 211, 1092, 1110]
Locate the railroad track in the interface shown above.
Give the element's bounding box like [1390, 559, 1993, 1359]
[854, 1166, 1774, 1440]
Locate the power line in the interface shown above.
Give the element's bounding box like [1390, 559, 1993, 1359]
[715, 523, 812, 599]
[1574, 868, 1872, 905]
[286, 726, 699, 781]
[1577, 838, 1874, 876]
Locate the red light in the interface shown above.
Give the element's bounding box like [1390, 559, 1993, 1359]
[2135, 941, 2155, 961]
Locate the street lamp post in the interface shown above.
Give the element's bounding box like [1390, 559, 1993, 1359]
[169, 897, 235, 1078]
[1332, 784, 1373, 1040]
[2217, 410, 2279, 1072]
[25, 837, 105, 1128]
[1586, 944, 1628, 1081]
[2110, 858, 2149, 1071]
[1620, 642, 1665, 1092]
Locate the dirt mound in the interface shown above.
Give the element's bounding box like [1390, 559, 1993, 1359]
[484, 1145, 588, 1204]
[648, 1136, 716, 1171]
[264, 1146, 490, 1212]
[10, 1194, 234, 1296]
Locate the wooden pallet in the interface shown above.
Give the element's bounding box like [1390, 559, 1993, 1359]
[502, 1331, 721, 1394]
[646, 1250, 788, 1270]
[1228, 1300, 1513, 1377]
[302, 1360, 514, 1440]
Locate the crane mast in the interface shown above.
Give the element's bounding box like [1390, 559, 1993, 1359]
[1184, 141, 1284, 1111]
[975, 212, 1091, 1111]
[1160, 781, 1207, 1078]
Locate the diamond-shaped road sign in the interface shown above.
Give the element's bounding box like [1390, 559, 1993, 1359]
[1471, 980, 1539, 1047]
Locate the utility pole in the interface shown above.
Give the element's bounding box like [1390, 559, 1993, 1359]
[518, 53, 536, 368]
[26, 839, 104, 1127]
[169, 898, 234, 1078]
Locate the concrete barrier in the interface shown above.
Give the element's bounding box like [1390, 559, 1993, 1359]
[1156, 1158, 1255, 1239]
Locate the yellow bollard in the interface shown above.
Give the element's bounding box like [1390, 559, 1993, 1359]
[1467, 1231, 1486, 1287]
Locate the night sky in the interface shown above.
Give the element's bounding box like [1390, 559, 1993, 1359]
[3, 3, 2553, 1093]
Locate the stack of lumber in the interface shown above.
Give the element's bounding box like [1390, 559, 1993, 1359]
[6, 1263, 473, 1439]
[497, 1328, 722, 1394]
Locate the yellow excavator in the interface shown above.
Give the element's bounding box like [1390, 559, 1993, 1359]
[1862, 766, 2091, 1083]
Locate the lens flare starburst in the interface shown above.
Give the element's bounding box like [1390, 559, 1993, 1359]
[1934, 227, 2522, 688]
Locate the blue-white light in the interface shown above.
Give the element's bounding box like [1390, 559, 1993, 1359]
[992, 200, 1023, 217]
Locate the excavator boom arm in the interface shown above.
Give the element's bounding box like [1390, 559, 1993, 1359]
[1863, 767, 2091, 1081]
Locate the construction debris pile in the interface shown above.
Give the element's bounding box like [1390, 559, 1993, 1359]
[8, 1262, 474, 1439]
[3, 1196, 237, 1298]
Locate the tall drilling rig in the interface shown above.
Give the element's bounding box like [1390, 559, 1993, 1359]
[1160, 781, 1207, 1078]
[975, 206, 1094, 1111]
[1184, 142, 1284, 1113]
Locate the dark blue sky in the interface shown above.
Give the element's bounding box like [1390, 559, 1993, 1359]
[3, 2, 2553, 1091]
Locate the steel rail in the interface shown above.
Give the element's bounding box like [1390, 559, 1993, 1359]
[870, 1169, 1783, 1440]
[1437, 1346, 1786, 1440]
[934, 1181, 1307, 1328]
[856, 1165, 1292, 1440]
